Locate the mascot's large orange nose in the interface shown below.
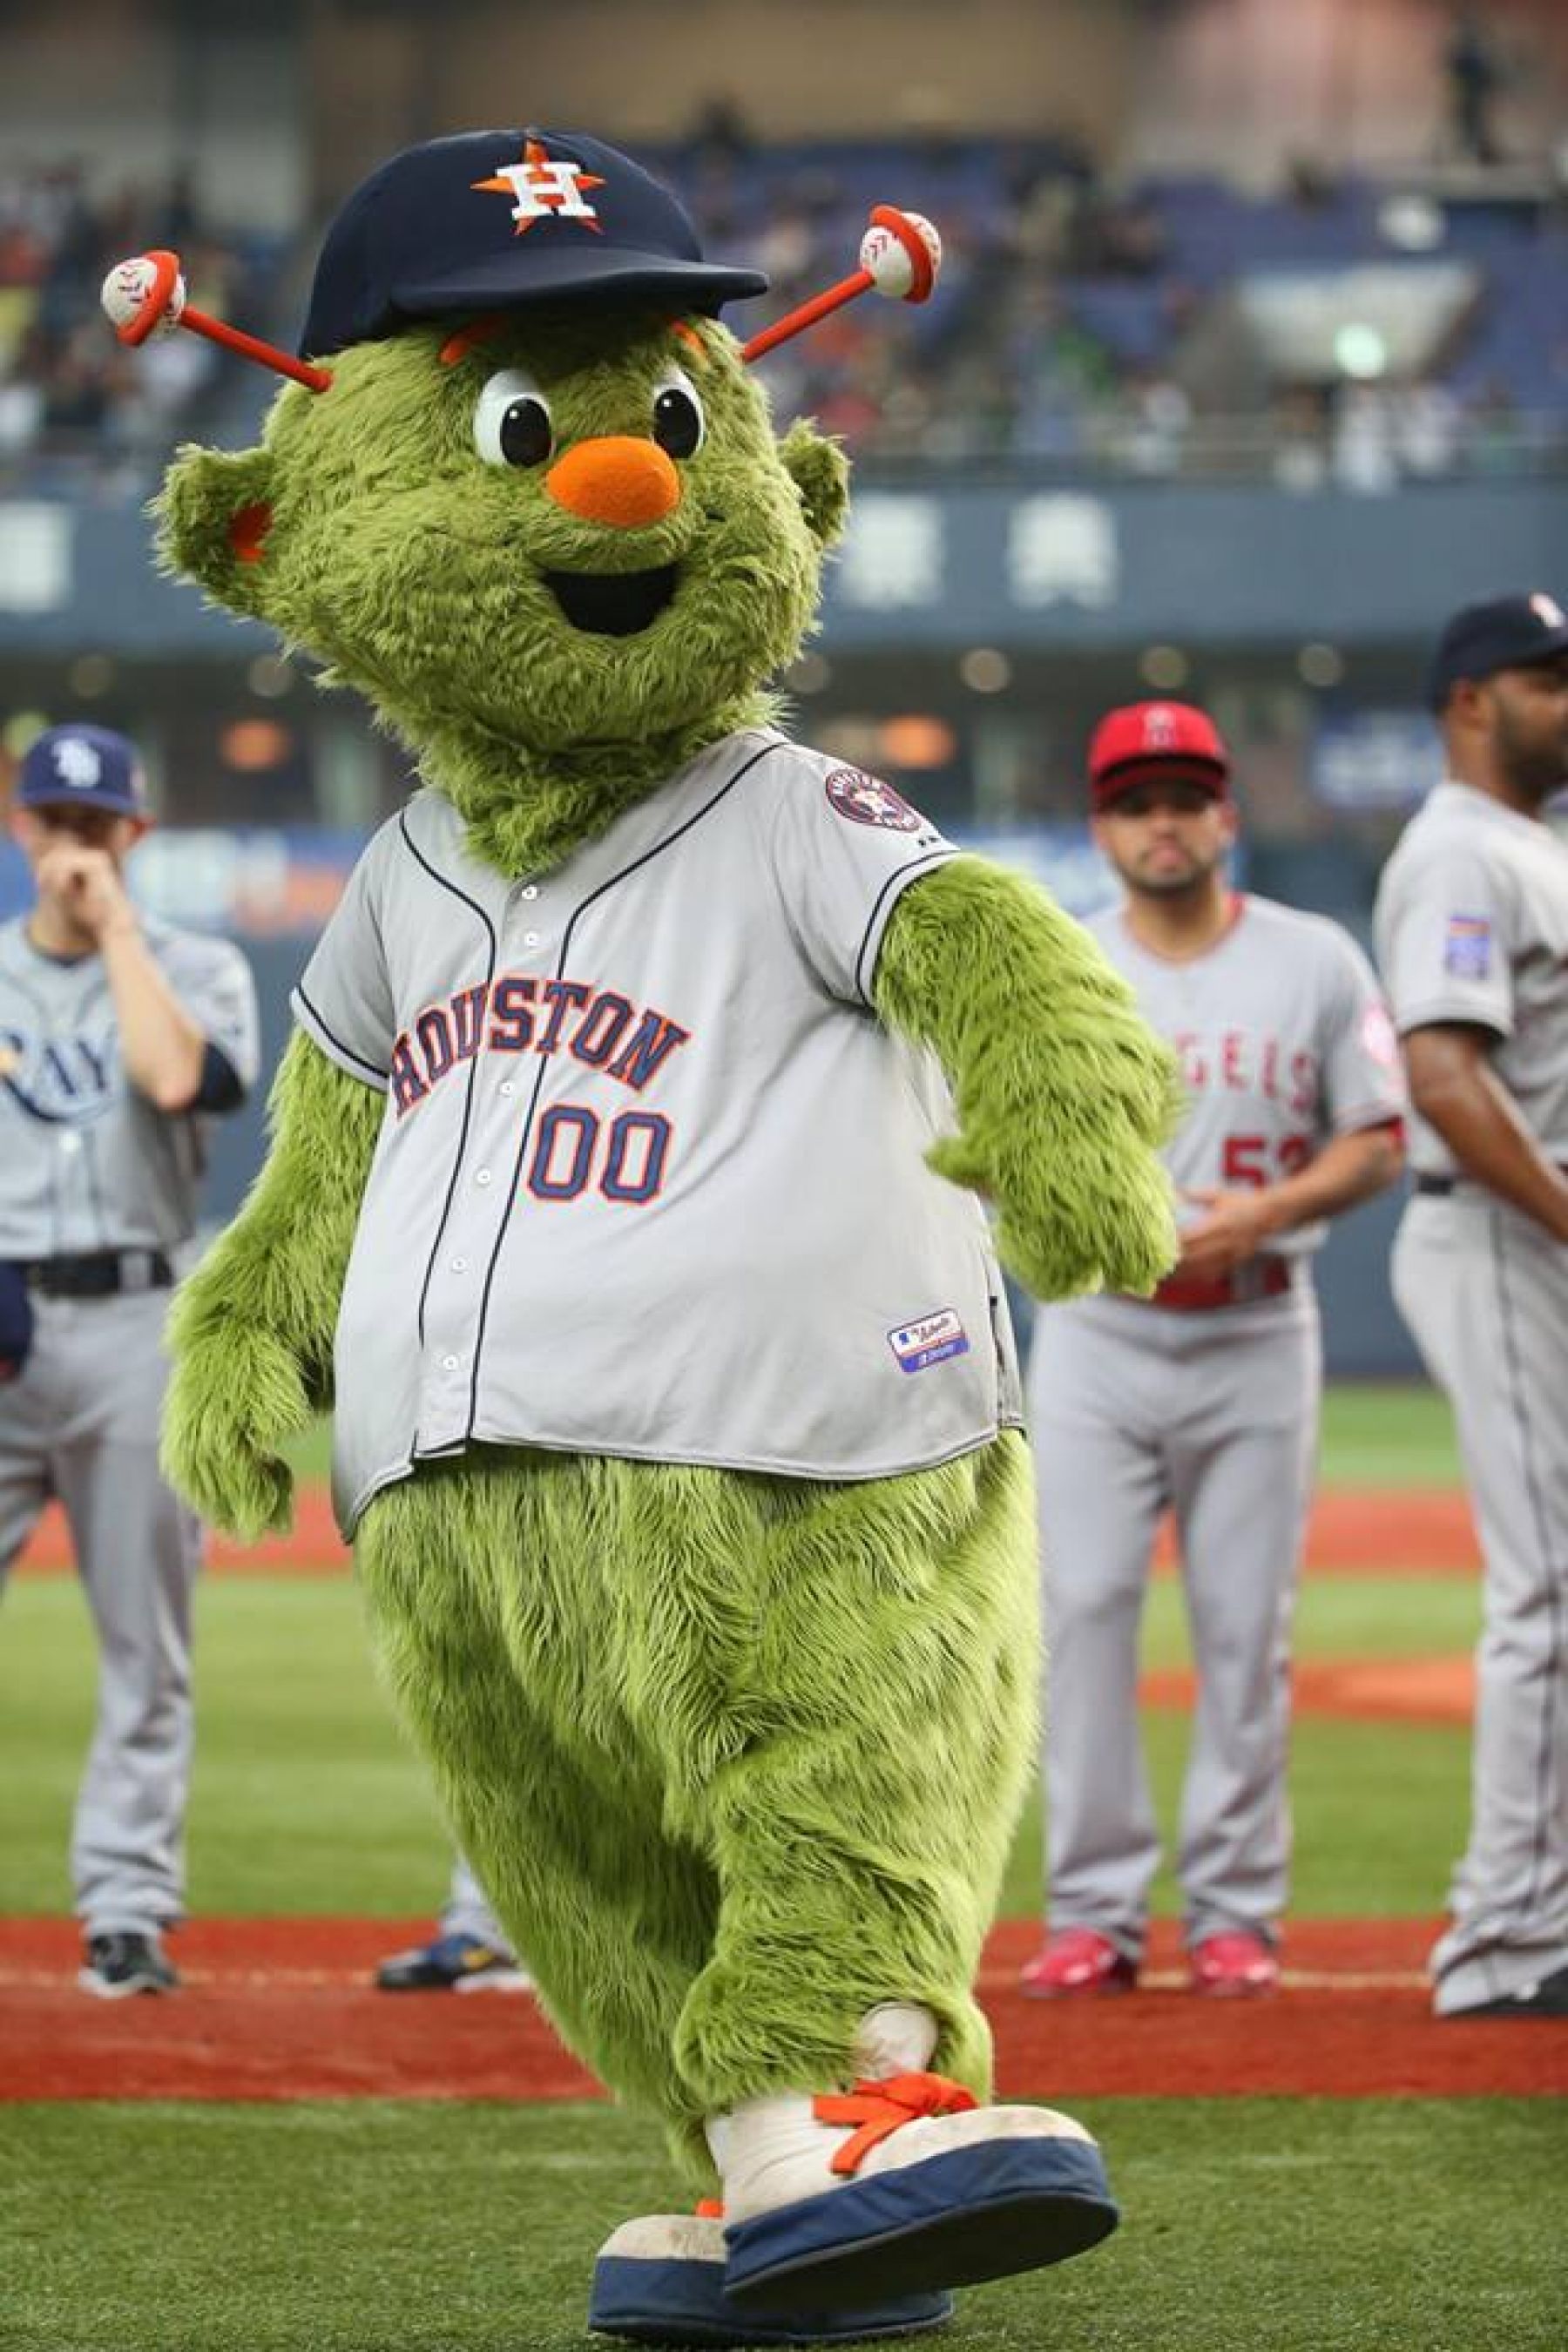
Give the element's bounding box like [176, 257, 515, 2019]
[544, 437, 681, 528]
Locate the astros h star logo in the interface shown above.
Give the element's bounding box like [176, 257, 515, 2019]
[471, 139, 606, 233]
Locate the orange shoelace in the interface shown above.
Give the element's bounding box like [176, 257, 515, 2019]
[813, 2070, 979, 2177]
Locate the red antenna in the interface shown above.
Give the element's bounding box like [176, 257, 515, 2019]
[102, 206, 942, 394]
[740, 206, 941, 364]
[101, 251, 333, 394]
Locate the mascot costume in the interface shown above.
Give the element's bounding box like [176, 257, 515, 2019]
[106, 129, 1179, 2347]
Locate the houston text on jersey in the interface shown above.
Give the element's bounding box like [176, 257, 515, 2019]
[389, 972, 690, 1118]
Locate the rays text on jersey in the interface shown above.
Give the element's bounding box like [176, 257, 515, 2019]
[389, 974, 690, 1119]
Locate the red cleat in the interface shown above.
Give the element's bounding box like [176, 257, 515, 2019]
[1019, 1928, 1139, 1998]
[1189, 1930, 1280, 1997]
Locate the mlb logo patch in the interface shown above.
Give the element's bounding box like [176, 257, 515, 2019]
[889, 1308, 970, 1375]
[1443, 914, 1491, 979]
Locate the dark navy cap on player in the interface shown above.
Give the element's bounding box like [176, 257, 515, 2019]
[1428, 591, 1568, 708]
[17, 725, 148, 818]
[300, 127, 770, 359]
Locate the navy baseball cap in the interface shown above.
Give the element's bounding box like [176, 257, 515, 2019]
[1428, 591, 1568, 708]
[17, 725, 148, 818]
[300, 127, 770, 360]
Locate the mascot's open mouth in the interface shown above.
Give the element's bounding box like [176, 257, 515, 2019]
[543, 565, 679, 638]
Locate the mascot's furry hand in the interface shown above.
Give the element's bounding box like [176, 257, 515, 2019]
[160, 1031, 382, 1538]
[877, 857, 1182, 1301]
[161, 1303, 308, 1540]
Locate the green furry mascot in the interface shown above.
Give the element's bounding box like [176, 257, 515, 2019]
[149, 129, 1178, 2347]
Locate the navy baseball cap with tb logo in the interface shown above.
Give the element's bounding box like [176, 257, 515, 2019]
[17, 724, 148, 818]
[300, 127, 770, 360]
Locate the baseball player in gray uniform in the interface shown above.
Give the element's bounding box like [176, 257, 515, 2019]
[1022, 700, 1405, 1998]
[0, 724, 260, 1997]
[375, 1849, 530, 1991]
[1375, 591, 1568, 2019]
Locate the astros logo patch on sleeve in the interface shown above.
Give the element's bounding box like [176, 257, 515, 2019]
[1443, 914, 1491, 978]
[825, 767, 923, 832]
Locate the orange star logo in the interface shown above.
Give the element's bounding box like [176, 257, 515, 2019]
[472, 139, 606, 235]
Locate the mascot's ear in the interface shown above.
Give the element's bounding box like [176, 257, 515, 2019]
[156, 445, 279, 619]
[779, 420, 850, 551]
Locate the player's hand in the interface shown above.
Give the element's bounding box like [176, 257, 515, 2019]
[33, 842, 135, 942]
[1174, 1186, 1285, 1278]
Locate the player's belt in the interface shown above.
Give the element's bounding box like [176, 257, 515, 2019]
[1413, 1173, 1456, 1197]
[24, 1249, 174, 1298]
[1139, 1255, 1295, 1313]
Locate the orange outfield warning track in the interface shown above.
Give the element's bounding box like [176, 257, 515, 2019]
[10, 1484, 1482, 1577]
[2, 1917, 1562, 2104]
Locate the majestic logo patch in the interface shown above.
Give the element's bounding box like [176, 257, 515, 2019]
[472, 139, 605, 234]
[52, 737, 103, 789]
[825, 768, 923, 832]
[889, 1308, 970, 1375]
[1443, 913, 1492, 979]
[1529, 591, 1565, 630]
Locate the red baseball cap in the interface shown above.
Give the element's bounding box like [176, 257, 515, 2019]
[1087, 700, 1229, 811]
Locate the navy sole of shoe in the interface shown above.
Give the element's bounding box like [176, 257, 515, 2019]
[588, 2254, 952, 2344]
[723, 2139, 1119, 2313]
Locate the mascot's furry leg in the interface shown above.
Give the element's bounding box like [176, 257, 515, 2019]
[353, 1432, 1069, 2342]
[355, 1436, 1036, 2159]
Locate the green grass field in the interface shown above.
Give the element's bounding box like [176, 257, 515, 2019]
[3, 2100, 1562, 2352]
[5, 1382, 1544, 2352]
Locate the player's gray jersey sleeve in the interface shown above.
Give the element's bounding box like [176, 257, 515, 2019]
[1318, 930, 1408, 1132]
[1376, 836, 1513, 1038]
[763, 754, 958, 1004]
[164, 935, 262, 1095]
[291, 829, 397, 1087]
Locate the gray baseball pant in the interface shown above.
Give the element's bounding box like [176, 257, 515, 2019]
[0, 1288, 200, 1937]
[1027, 1290, 1321, 1956]
[441, 1851, 516, 1955]
[1392, 1192, 1568, 2012]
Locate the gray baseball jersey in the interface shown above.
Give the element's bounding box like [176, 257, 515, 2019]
[1373, 780, 1568, 1174]
[1375, 779, 1568, 2011]
[294, 726, 1024, 1536]
[1082, 892, 1406, 1275]
[0, 915, 261, 1257]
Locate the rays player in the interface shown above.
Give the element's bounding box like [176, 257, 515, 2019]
[1022, 700, 1405, 1998]
[0, 724, 260, 1996]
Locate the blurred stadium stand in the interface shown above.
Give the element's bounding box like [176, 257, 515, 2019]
[6, 0, 1568, 1370]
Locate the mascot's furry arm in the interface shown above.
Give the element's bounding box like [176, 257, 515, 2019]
[875, 856, 1182, 1299]
[160, 1035, 379, 1538]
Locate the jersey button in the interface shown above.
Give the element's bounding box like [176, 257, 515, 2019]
[524, 930, 541, 947]
[521, 884, 539, 901]
[441, 1354, 459, 1371]
[450, 1255, 468, 1273]
[498, 1079, 515, 1098]
[475, 1168, 492, 1186]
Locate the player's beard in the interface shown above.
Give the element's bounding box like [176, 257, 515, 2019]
[1119, 841, 1225, 900]
[1496, 703, 1568, 807]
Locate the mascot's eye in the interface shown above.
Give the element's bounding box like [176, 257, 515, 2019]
[473, 370, 555, 469]
[652, 373, 705, 460]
